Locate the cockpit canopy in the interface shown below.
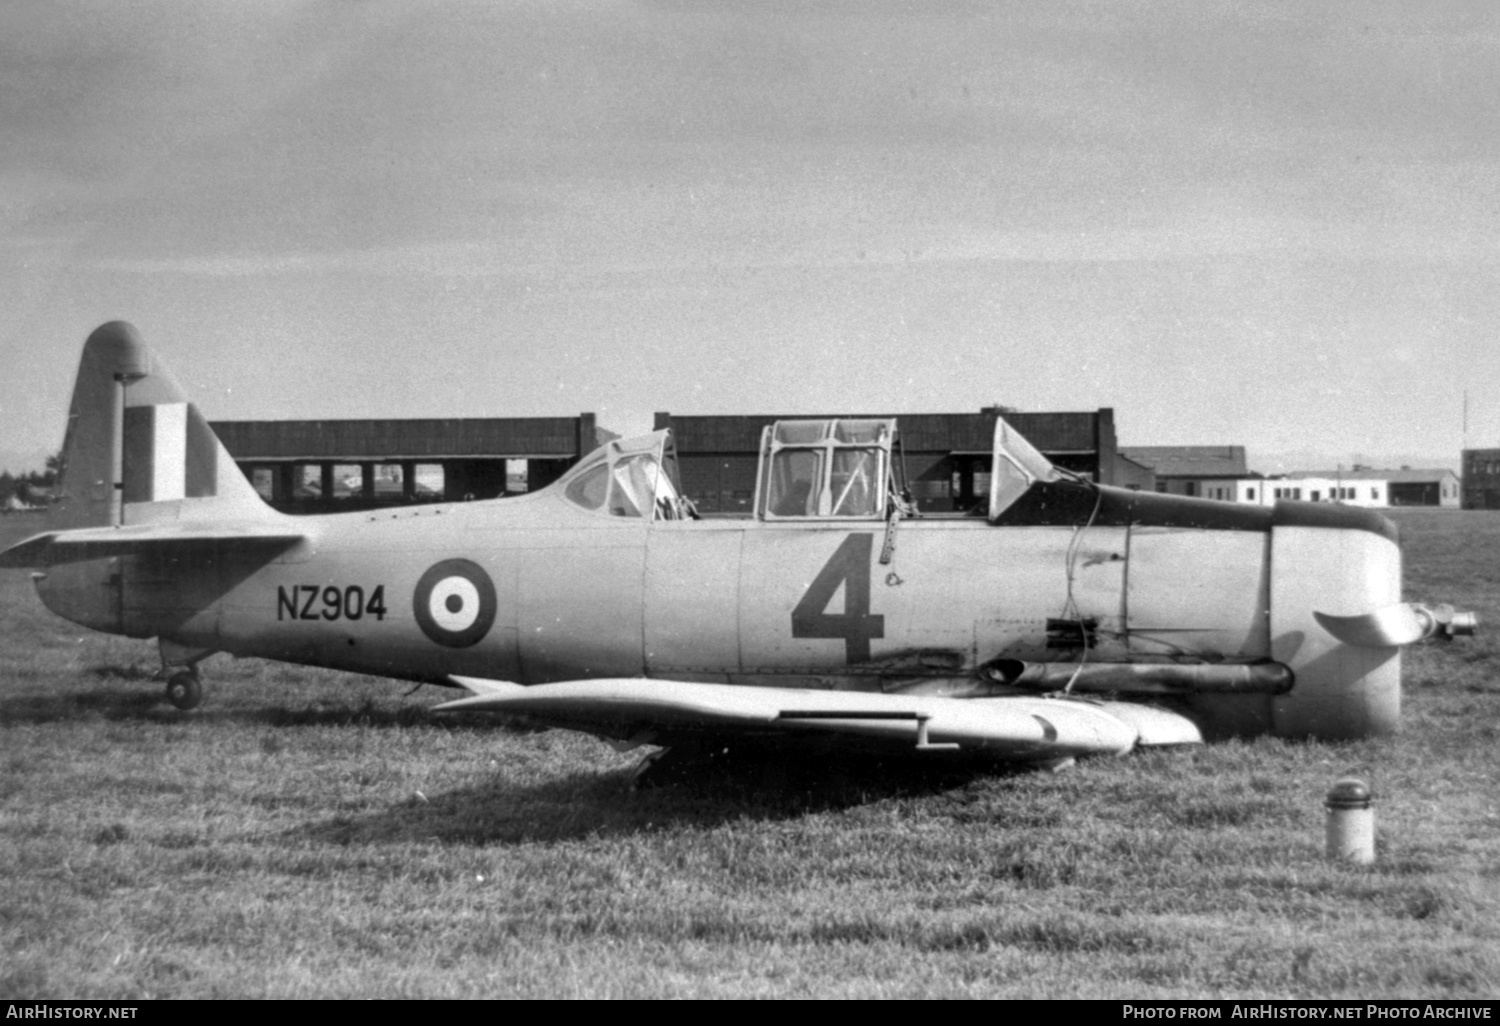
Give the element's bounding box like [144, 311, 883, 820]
[751, 415, 1062, 522]
[756, 419, 893, 520]
[558, 430, 694, 520]
[988, 417, 1061, 520]
[554, 415, 1062, 524]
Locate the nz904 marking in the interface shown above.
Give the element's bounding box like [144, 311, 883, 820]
[413, 559, 497, 648]
[277, 584, 388, 622]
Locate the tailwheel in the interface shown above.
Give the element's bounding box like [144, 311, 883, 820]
[165, 670, 204, 711]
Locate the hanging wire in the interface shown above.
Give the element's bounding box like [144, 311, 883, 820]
[1060, 483, 1105, 695]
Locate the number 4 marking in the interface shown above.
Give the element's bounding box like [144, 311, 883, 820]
[792, 533, 885, 663]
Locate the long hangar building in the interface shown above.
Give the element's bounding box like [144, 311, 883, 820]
[213, 407, 1144, 516]
[213, 415, 601, 512]
[657, 408, 1146, 514]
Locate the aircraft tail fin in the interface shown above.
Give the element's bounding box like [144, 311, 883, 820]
[47, 321, 277, 533]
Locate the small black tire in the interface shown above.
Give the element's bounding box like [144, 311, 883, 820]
[166, 671, 203, 711]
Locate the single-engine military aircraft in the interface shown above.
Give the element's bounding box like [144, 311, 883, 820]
[0, 322, 1477, 774]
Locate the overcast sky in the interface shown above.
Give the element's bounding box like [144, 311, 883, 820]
[2, 1, 1496, 474]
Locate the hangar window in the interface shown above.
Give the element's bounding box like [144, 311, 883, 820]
[332, 464, 363, 501]
[505, 459, 529, 493]
[292, 464, 322, 500]
[414, 464, 444, 500]
[373, 463, 404, 501]
[247, 466, 274, 501]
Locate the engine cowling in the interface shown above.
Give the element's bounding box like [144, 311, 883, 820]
[1268, 505, 1403, 739]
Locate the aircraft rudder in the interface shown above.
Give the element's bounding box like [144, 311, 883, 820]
[51, 321, 280, 532]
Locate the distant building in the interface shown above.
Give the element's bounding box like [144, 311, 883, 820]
[1186, 478, 1271, 505]
[1123, 446, 1459, 509]
[214, 416, 603, 514]
[1119, 446, 1251, 499]
[1462, 449, 1500, 509]
[1284, 468, 1459, 508]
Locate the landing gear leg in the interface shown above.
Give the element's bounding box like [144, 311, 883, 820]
[158, 639, 215, 711]
[165, 669, 204, 711]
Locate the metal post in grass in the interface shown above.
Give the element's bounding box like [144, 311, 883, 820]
[1325, 777, 1375, 864]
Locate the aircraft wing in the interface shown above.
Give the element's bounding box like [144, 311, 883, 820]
[0, 522, 306, 568]
[437, 676, 1201, 762]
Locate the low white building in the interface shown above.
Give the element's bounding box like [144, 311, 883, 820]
[1186, 469, 1458, 509]
[1123, 446, 1460, 509]
[1282, 468, 1459, 509]
[1189, 478, 1272, 505]
[1270, 475, 1387, 508]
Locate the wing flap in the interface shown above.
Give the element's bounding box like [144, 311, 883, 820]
[0, 522, 306, 568]
[438, 676, 787, 725]
[437, 677, 1152, 761]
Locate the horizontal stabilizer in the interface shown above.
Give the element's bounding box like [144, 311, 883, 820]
[0, 522, 305, 568]
[435, 676, 1183, 761]
[1314, 603, 1440, 647]
[1317, 602, 1478, 646]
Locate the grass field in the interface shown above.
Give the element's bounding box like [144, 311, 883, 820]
[1, 511, 1497, 999]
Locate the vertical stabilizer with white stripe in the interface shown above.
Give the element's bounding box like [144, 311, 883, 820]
[4, 322, 300, 638]
[50, 321, 274, 531]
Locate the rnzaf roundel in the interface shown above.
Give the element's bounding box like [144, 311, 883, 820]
[413, 559, 497, 648]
